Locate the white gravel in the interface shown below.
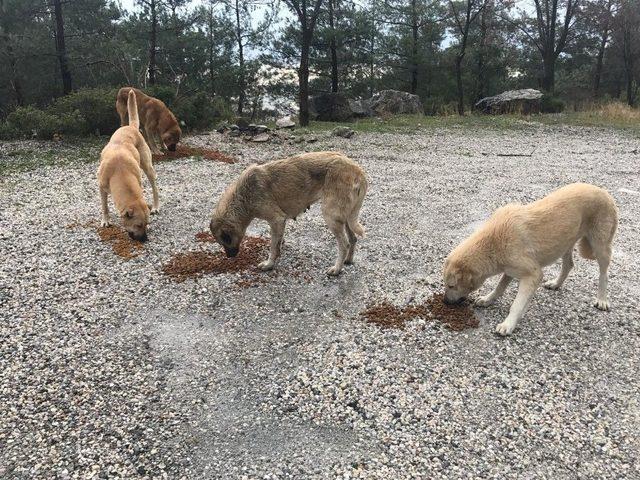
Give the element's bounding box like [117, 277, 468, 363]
[1, 124, 639, 479]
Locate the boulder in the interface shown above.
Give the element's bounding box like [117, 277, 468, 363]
[251, 133, 270, 142]
[475, 89, 543, 114]
[276, 117, 296, 129]
[235, 117, 251, 131]
[248, 124, 269, 134]
[332, 126, 355, 139]
[369, 90, 423, 115]
[349, 99, 372, 117]
[310, 92, 353, 122]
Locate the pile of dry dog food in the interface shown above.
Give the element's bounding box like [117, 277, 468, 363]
[96, 225, 144, 259]
[152, 144, 235, 164]
[162, 235, 269, 282]
[361, 293, 478, 331]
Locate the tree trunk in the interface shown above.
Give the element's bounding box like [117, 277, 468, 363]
[52, 0, 72, 94]
[410, 0, 418, 94]
[235, 0, 246, 114]
[298, 29, 312, 126]
[593, 28, 609, 98]
[208, 6, 215, 95]
[148, 0, 157, 85]
[542, 53, 555, 93]
[455, 55, 464, 115]
[328, 0, 339, 92]
[476, 2, 488, 102]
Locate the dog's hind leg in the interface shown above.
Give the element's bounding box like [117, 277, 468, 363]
[476, 274, 512, 306]
[259, 218, 286, 271]
[344, 224, 357, 265]
[100, 188, 111, 227]
[496, 269, 542, 336]
[324, 217, 349, 276]
[592, 240, 612, 311]
[543, 249, 574, 290]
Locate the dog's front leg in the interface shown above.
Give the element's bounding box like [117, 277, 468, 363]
[496, 272, 541, 336]
[476, 274, 512, 306]
[258, 219, 286, 271]
[100, 188, 111, 227]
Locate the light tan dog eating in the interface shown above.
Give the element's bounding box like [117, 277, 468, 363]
[116, 87, 181, 155]
[97, 90, 160, 241]
[209, 152, 368, 275]
[443, 183, 618, 335]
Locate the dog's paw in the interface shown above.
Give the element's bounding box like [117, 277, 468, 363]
[258, 261, 274, 271]
[475, 296, 494, 307]
[344, 259, 354, 266]
[495, 321, 515, 336]
[150, 207, 160, 215]
[326, 266, 342, 276]
[100, 219, 111, 227]
[594, 299, 610, 311]
[543, 280, 560, 290]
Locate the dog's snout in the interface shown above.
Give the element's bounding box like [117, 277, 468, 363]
[129, 231, 148, 242]
[443, 295, 465, 305]
[168, 144, 177, 152]
[225, 247, 239, 258]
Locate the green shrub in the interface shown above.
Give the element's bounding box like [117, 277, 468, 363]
[145, 85, 176, 107]
[173, 93, 233, 131]
[5, 106, 60, 139]
[47, 87, 119, 135]
[540, 95, 565, 113]
[423, 97, 458, 116]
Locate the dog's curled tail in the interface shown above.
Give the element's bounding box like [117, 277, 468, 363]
[348, 177, 368, 238]
[578, 237, 596, 260]
[127, 89, 139, 130]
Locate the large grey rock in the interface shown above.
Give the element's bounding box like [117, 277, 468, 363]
[475, 89, 543, 114]
[275, 117, 296, 129]
[332, 126, 355, 138]
[349, 99, 372, 117]
[310, 92, 353, 122]
[369, 90, 423, 115]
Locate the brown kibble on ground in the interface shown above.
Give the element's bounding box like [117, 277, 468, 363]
[361, 293, 478, 331]
[152, 144, 235, 164]
[96, 225, 144, 259]
[162, 236, 269, 282]
[195, 231, 215, 242]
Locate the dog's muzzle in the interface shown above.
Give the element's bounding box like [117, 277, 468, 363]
[225, 247, 239, 258]
[443, 294, 465, 305]
[129, 231, 148, 242]
[168, 143, 177, 152]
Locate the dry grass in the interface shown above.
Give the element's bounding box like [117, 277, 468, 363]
[594, 102, 640, 121]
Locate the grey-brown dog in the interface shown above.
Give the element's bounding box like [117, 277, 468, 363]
[209, 151, 368, 275]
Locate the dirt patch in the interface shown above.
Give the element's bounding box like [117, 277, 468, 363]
[361, 293, 478, 331]
[162, 236, 269, 282]
[152, 144, 235, 163]
[96, 225, 144, 259]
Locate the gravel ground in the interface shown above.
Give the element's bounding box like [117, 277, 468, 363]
[1, 124, 639, 479]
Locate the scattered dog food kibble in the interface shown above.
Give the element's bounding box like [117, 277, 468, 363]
[152, 144, 235, 163]
[96, 225, 144, 259]
[195, 231, 216, 242]
[162, 236, 269, 282]
[361, 293, 478, 331]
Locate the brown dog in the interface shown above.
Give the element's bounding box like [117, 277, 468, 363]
[98, 90, 160, 241]
[209, 152, 368, 276]
[116, 87, 181, 155]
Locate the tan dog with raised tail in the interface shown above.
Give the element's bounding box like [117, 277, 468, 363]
[443, 183, 618, 335]
[209, 152, 367, 275]
[97, 90, 160, 241]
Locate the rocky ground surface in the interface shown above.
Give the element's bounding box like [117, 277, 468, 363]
[1, 124, 639, 479]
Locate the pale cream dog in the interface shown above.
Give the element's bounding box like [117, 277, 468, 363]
[443, 183, 618, 335]
[209, 151, 367, 275]
[97, 90, 159, 241]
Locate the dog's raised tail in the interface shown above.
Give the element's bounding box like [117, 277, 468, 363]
[127, 89, 139, 130]
[578, 237, 596, 260]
